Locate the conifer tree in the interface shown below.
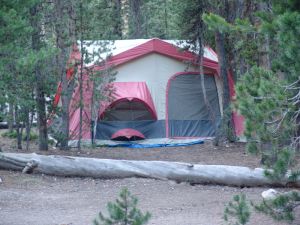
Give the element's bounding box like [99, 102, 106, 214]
[30, 1, 49, 151]
[0, 0, 56, 150]
[224, 194, 251, 225]
[255, 191, 300, 222]
[203, 0, 300, 223]
[93, 188, 151, 225]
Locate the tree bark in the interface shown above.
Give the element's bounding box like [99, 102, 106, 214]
[215, 31, 230, 111]
[129, 0, 143, 38]
[30, 2, 48, 151]
[78, 1, 84, 150]
[113, 0, 123, 38]
[14, 107, 22, 150]
[54, 0, 69, 150]
[8, 102, 14, 133]
[214, 30, 236, 145]
[53, 0, 76, 150]
[0, 152, 299, 187]
[24, 108, 30, 151]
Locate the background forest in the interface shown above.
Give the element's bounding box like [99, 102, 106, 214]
[1, 0, 300, 171]
[1, 0, 300, 177]
[1, 0, 300, 224]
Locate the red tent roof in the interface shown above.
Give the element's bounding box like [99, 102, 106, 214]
[93, 38, 219, 73]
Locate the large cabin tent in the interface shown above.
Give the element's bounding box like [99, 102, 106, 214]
[52, 38, 244, 147]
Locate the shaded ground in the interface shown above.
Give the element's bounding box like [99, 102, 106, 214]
[0, 130, 299, 225]
[1, 130, 260, 168]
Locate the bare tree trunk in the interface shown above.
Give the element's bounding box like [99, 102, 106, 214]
[214, 31, 236, 145]
[30, 2, 48, 151]
[129, 0, 143, 38]
[215, 31, 230, 111]
[90, 71, 101, 146]
[113, 0, 123, 38]
[78, 1, 84, 150]
[54, 0, 76, 150]
[24, 108, 30, 151]
[14, 107, 22, 150]
[36, 81, 48, 151]
[8, 102, 14, 132]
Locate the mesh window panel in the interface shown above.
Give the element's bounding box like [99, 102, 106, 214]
[168, 74, 221, 137]
[103, 100, 154, 121]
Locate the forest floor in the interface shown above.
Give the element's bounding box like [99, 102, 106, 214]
[0, 129, 299, 225]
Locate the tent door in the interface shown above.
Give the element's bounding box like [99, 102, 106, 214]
[167, 73, 221, 137]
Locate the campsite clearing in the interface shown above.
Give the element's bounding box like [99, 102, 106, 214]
[1, 133, 299, 225]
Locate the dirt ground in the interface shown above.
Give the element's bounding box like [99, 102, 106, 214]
[0, 131, 299, 225]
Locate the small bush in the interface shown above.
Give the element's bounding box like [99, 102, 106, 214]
[224, 194, 251, 225]
[93, 188, 151, 225]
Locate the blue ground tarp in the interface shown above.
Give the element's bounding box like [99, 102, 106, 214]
[105, 139, 204, 148]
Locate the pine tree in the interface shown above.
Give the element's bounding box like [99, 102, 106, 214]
[30, 1, 49, 151]
[0, 0, 56, 150]
[255, 191, 300, 222]
[93, 188, 151, 225]
[224, 194, 251, 225]
[142, 0, 176, 39]
[205, 0, 300, 223]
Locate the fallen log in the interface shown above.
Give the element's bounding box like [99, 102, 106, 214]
[0, 152, 298, 187]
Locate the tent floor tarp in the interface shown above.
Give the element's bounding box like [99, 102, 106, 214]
[68, 138, 206, 148]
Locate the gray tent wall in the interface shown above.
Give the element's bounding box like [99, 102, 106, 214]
[96, 120, 165, 139]
[167, 72, 221, 137]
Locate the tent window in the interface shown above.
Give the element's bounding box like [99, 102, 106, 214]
[102, 99, 154, 121]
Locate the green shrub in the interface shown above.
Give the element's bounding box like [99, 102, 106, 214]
[93, 188, 151, 225]
[224, 194, 251, 225]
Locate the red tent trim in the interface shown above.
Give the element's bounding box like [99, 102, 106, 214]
[93, 38, 219, 73]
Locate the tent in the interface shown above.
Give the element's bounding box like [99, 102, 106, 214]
[52, 38, 244, 147]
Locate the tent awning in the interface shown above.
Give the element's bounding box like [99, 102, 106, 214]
[99, 82, 157, 120]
